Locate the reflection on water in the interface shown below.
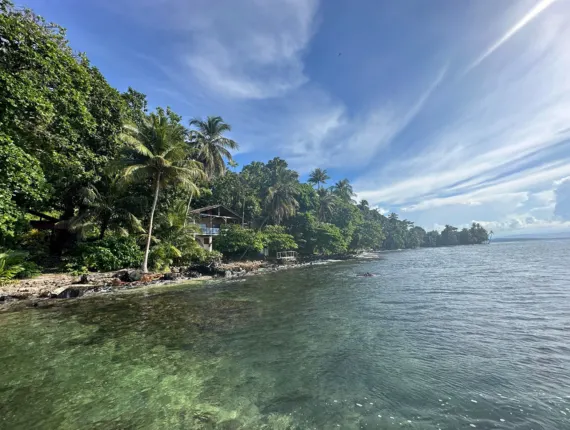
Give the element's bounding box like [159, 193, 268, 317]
[2, 240, 570, 429]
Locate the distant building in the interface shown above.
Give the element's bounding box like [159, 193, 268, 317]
[189, 205, 243, 251]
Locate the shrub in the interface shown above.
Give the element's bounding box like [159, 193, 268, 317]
[214, 225, 263, 257]
[0, 250, 27, 285]
[261, 225, 297, 253]
[15, 261, 41, 279]
[71, 236, 143, 272]
[314, 223, 347, 255]
[200, 250, 223, 267]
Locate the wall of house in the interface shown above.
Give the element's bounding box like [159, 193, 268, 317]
[195, 235, 213, 252]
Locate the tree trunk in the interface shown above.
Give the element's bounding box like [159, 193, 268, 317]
[99, 215, 110, 240]
[184, 191, 194, 227]
[143, 173, 161, 273]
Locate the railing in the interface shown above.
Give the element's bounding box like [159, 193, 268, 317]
[276, 251, 297, 260]
[199, 225, 220, 235]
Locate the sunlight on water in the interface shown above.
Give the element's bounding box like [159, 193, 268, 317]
[2, 240, 570, 429]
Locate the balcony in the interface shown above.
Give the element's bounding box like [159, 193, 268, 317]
[199, 225, 220, 235]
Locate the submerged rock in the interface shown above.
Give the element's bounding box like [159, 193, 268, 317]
[217, 419, 243, 429]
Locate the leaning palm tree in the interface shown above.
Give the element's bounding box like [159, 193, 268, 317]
[308, 168, 330, 190]
[188, 116, 239, 179]
[119, 109, 206, 272]
[332, 178, 356, 203]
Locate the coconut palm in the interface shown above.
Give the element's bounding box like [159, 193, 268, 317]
[332, 178, 356, 203]
[317, 188, 337, 222]
[70, 177, 144, 239]
[308, 168, 330, 190]
[264, 167, 299, 225]
[119, 109, 206, 272]
[357, 199, 369, 212]
[189, 116, 239, 179]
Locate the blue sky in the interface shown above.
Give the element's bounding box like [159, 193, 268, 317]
[21, 0, 570, 236]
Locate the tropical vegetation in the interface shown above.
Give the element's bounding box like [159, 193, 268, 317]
[0, 1, 489, 278]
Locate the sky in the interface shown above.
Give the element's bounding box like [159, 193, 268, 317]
[20, 0, 570, 237]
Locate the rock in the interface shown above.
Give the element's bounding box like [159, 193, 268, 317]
[119, 269, 143, 282]
[161, 272, 181, 281]
[38, 289, 51, 298]
[9, 292, 31, 300]
[51, 286, 82, 299]
[223, 270, 233, 278]
[217, 419, 243, 430]
[140, 274, 153, 283]
[50, 285, 94, 299]
[111, 278, 122, 287]
[187, 271, 201, 278]
[171, 267, 180, 273]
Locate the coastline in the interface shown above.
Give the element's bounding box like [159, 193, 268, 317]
[0, 254, 371, 311]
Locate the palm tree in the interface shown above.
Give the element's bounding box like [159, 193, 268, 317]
[308, 168, 330, 190]
[332, 178, 356, 203]
[70, 177, 143, 239]
[357, 199, 369, 212]
[119, 109, 205, 272]
[317, 188, 337, 222]
[264, 167, 299, 225]
[189, 116, 239, 179]
[264, 182, 299, 225]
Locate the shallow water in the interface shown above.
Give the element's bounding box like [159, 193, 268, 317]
[2, 240, 570, 429]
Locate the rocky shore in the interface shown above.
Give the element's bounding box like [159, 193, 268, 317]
[0, 255, 362, 309]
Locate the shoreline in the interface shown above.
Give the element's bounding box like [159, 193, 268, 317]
[0, 254, 371, 311]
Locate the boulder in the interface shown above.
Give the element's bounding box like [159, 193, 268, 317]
[119, 269, 143, 282]
[51, 286, 82, 299]
[161, 272, 181, 281]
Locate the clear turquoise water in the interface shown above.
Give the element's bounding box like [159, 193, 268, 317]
[2, 240, 570, 429]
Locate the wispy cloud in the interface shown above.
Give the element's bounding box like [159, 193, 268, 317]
[108, 0, 319, 100]
[466, 0, 558, 72]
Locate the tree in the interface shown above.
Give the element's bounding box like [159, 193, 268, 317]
[263, 159, 299, 225]
[261, 225, 297, 253]
[150, 202, 203, 269]
[459, 228, 472, 245]
[189, 116, 239, 179]
[332, 179, 356, 203]
[317, 189, 337, 222]
[308, 168, 330, 190]
[469, 222, 488, 244]
[118, 108, 205, 272]
[214, 225, 263, 257]
[355, 220, 385, 250]
[357, 200, 370, 212]
[439, 225, 459, 246]
[0, 136, 46, 241]
[69, 177, 143, 240]
[314, 223, 347, 255]
[1, 3, 127, 221]
[423, 230, 439, 247]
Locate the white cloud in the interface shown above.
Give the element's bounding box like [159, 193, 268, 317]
[354, 1, 570, 231]
[554, 178, 570, 220]
[466, 0, 558, 71]
[108, 0, 319, 100]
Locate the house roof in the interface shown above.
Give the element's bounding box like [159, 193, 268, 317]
[189, 205, 242, 220]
